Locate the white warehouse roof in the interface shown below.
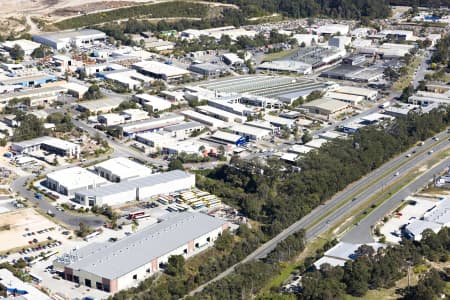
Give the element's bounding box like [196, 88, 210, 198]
[46, 167, 108, 190]
[55, 212, 227, 280]
[424, 198, 450, 225]
[93, 157, 152, 180]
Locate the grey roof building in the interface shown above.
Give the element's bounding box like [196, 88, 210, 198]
[54, 212, 228, 292]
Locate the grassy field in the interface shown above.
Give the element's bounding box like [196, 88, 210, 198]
[263, 48, 298, 62]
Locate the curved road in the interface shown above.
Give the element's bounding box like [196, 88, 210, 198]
[11, 175, 105, 228]
[189, 129, 450, 296]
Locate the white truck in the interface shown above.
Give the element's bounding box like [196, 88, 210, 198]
[379, 101, 391, 109]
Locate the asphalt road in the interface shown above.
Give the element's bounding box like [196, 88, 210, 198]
[11, 175, 105, 228]
[189, 129, 450, 296]
[342, 156, 450, 244]
[412, 51, 430, 90]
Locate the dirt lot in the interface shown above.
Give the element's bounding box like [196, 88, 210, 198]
[0, 208, 59, 253]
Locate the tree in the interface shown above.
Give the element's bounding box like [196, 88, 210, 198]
[9, 44, 24, 61]
[166, 255, 185, 276]
[168, 158, 184, 170]
[84, 84, 103, 100]
[301, 132, 312, 144]
[31, 45, 50, 59]
[76, 222, 92, 237]
[400, 84, 414, 102]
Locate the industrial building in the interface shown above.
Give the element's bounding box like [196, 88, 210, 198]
[302, 98, 351, 118]
[264, 115, 296, 129]
[210, 131, 246, 146]
[98, 113, 125, 126]
[230, 124, 271, 141]
[405, 220, 442, 241]
[54, 212, 227, 292]
[1, 39, 41, 56]
[408, 90, 450, 106]
[325, 91, 364, 105]
[74, 170, 195, 206]
[64, 82, 89, 99]
[164, 121, 205, 139]
[181, 26, 256, 41]
[292, 34, 319, 47]
[379, 30, 414, 41]
[328, 36, 352, 49]
[93, 157, 153, 182]
[196, 105, 246, 123]
[132, 61, 190, 82]
[335, 86, 378, 101]
[11, 136, 81, 158]
[320, 65, 384, 82]
[121, 109, 149, 123]
[180, 110, 226, 128]
[133, 94, 172, 112]
[281, 46, 346, 68]
[32, 29, 107, 50]
[0, 269, 51, 300]
[0, 85, 66, 109]
[314, 242, 385, 268]
[305, 138, 328, 149]
[46, 167, 108, 196]
[221, 53, 244, 66]
[135, 132, 175, 148]
[257, 61, 313, 75]
[314, 24, 350, 36]
[0, 73, 57, 88]
[119, 113, 184, 137]
[188, 63, 228, 78]
[198, 76, 331, 105]
[404, 197, 450, 240]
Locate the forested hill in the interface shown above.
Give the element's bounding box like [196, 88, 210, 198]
[388, 0, 450, 7]
[208, 0, 391, 20]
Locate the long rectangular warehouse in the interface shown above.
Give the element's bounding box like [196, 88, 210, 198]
[74, 170, 195, 206]
[54, 212, 228, 293]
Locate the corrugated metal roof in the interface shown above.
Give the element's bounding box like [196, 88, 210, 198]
[76, 170, 192, 197]
[61, 212, 226, 279]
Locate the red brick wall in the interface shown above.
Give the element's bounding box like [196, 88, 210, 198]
[151, 259, 158, 272]
[64, 267, 73, 280]
[188, 240, 195, 253]
[109, 278, 118, 293]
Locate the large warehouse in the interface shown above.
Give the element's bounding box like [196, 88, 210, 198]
[74, 170, 195, 206]
[132, 61, 190, 82]
[93, 157, 153, 182]
[46, 167, 109, 196]
[32, 29, 106, 50]
[54, 212, 228, 292]
[11, 136, 81, 158]
[302, 98, 352, 118]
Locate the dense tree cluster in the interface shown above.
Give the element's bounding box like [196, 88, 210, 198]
[208, 0, 391, 19]
[431, 33, 450, 66]
[389, 0, 450, 7]
[84, 84, 103, 100]
[46, 112, 74, 132]
[55, 2, 209, 30]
